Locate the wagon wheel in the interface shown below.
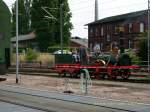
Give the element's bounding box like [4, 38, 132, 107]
[58, 71, 64, 77]
[121, 69, 131, 80]
[94, 73, 101, 80]
[71, 70, 81, 78]
[109, 70, 117, 80]
[59, 70, 67, 77]
[70, 71, 77, 78]
[100, 74, 106, 79]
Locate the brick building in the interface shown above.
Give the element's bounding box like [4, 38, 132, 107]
[87, 10, 148, 52]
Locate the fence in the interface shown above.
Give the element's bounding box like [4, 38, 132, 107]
[11, 53, 55, 68]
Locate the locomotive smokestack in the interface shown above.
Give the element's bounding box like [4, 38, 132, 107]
[95, 0, 98, 21]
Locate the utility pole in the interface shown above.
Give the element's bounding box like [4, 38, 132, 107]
[60, 4, 63, 54]
[148, 0, 150, 71]
[16, 0, 19, 83]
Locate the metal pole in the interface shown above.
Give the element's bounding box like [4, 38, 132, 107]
[16, 0, 19, 83]
[60, 4, 63, 54]
[95, 0, 98, 21]
[85, 71, 88, 95]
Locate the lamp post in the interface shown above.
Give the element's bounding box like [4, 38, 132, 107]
[16, 0, 19, 83]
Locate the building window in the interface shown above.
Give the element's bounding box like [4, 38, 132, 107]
[95, 28, 99, 36]
[101, 27, 104, 36]
[140, 23, 144, 33]
[90, 43, 93, 50]
[119, 26, 124, 33]
[100, 43, 103, 50]
[128, 23, 132, 33]
[115, 26, 119, 34]
[128, 40, 132, 49]
[107, 25, 109, 31]
[90, 28, 93, 36]
[107, 35, 110, 41]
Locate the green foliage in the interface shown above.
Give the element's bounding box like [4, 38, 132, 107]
[26, 48, 38, 61]
[31, 0, 72, 51]
[138, 38, 148, 63]
[127, 49, 141, 65]
[12, 0, 30, 36]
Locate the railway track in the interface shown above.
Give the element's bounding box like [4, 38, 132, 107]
[0, 87, 149, 112]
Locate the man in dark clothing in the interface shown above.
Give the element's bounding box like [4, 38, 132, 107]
[78, 46, 87, 65]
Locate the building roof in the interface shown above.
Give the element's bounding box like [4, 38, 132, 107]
[11, 32, 36, 42]
[87, 10, 147, 25]
[71, 38, 88, 48]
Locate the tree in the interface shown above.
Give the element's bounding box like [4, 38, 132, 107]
[61, 0, 73, 45]
[12, 0, 30, 36]
[139, 38, 148, 64]
[24, 0, 32, 30]
[31, 0, 72, 51]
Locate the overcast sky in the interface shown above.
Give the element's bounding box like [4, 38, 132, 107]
[3, 0, 148, 38]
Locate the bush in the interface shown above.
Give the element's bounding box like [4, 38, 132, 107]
[36, 53, 54, 64]
[127, 49, 141, 65]
[26, 49, 38, 62]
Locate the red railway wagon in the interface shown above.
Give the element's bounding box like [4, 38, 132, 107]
[54, 63, 140, 80]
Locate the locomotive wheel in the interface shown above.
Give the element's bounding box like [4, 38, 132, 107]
[120, 69, 130, 80]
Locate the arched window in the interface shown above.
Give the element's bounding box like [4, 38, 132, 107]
[140, 23, 144, 33]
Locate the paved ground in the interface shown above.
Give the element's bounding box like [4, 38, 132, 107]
[0, 101, 45, 112]
[0, 85, 150, 112]
[0, 85, 126, 112]
[1, 74, 150, 104]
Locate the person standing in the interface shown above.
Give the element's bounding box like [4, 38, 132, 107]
[93, 43, 101, 57]
[78, 46, 87, 65]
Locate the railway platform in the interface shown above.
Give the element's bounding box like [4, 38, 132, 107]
[0, 84, 150, 112]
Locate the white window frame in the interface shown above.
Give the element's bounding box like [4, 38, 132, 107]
[128, 23, 132, 33]
[107, 34, 110, 42]
[140, 22, 144, 33]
